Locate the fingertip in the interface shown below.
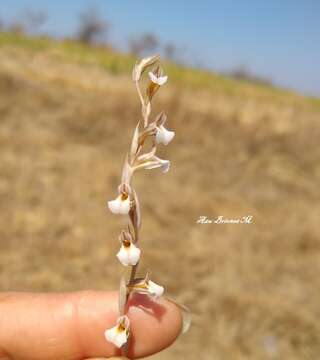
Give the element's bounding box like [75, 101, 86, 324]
[126, 293, 182, 358]
[0, 291, 182, 360]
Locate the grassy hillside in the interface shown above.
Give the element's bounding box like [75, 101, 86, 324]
[0, 32, 320, 359]
[1, 31, 319, 106]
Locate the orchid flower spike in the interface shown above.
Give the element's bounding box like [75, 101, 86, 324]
[108, 192, 130, 215]
[156, 124, 175, 145]
[105, 315, 130, 348]
[117, 236, 141, 266]
[149, 71, 168, 86]
[128, 275, 165, 298]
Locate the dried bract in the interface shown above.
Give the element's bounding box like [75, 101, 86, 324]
[132, 54, 160, 82]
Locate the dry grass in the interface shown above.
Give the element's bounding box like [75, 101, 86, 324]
[0, 36, 320, 359]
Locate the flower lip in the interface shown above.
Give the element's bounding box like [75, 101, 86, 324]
[105, 315, 130, 348]
[160, 159, 170, 173]
[108, 192, 131, 215]
[147, 280, 165, 298]
[117, 240, 141, 266]
[156, 125, 175, 146]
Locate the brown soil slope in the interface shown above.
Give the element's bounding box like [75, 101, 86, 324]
[0, 44, 320, 359]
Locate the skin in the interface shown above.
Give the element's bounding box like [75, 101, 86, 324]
[0, 291, 182, 360]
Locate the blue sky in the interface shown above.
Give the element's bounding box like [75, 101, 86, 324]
[1, 0, 319, 96]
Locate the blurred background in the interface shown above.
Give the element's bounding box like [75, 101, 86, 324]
[0, 1, 320, 359]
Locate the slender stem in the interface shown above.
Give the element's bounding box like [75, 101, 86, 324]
[125, 164, 140, 299]
[127, 205, 140, 291]
[129, 263, 138, 284]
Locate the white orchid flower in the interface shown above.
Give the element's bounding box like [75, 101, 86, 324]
[143, 156, 170, 173]
[105, 315, 130, 348]
[117, 239, 141, 266]
[157, 157, 170, 173]
[108, 192, 130, 215]
[156, 125, 175, 145]
[133, 155, 171, 173]
[128, 276, 165, 299]
[147, 280, 165, 298]
[148, 71, 168, 86]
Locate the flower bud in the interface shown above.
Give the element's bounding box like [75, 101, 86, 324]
[148, 71, 168, 86]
